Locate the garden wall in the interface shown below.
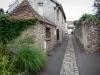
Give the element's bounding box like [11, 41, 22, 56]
[74, 21, 100, 53]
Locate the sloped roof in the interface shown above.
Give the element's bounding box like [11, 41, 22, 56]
[50, 0, 66, 21]
[67, 21, 73, 25]
[9, 0, 57, 27]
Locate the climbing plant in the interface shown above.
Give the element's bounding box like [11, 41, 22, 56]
[0, 14, 39, 55]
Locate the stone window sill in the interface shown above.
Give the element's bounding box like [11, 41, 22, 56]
[46, 38, 51, 41]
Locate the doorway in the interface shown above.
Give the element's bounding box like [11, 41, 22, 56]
[57, 29, 59, 40]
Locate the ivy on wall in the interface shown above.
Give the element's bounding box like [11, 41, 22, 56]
[0, 14, 39, 55]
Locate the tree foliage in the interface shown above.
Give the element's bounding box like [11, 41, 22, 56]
[73, 14, 97, 27]
[0, 8, 4, 15]
[73, 20, 79, 27]
[94, 0, 100, 18]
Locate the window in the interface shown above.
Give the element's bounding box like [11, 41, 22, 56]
[57, 29, 59, 40]
[37, 0, 43, 6]
[38, 2, 43, 6]
[46, 27, 51, 38]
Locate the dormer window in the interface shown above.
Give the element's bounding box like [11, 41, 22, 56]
[37, 0, 43, 6]
[37, 0, 44, 16]
[38, 2, 43, 6]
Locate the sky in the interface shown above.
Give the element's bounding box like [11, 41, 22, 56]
[58, 0, 94, 21]
[0, 0, 14, 10]
[0, 0, 94, 21]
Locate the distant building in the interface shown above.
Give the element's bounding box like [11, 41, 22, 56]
[67, 21, 75, 34]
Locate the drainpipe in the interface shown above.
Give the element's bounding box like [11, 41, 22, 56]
[54, 7, 57, 24]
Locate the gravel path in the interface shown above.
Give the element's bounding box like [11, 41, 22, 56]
[37, 35, 68, 75]
[60, 35, 79, 75]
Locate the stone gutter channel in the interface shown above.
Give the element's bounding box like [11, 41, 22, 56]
[60, 35, 79, 75]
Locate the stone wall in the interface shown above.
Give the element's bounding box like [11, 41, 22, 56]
[15, 22, 57, 52]
[9, 0, 57, 52]
[46, 25, 57, 51]
[74, 21, 100, 53]
[15, 23, 46, 50]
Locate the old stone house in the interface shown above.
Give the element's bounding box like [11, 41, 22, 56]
[7, 0, 66, 51]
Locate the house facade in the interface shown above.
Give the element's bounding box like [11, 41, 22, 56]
[8, 0, 66, 51]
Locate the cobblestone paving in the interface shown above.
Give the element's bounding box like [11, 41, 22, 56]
[60, 35, 79, 75]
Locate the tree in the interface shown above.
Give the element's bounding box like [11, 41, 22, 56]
[94, 0, 100, 18]
[73, 20, 78, 27]
[0, 8, 4, 15]
[73, 14, 97, 27]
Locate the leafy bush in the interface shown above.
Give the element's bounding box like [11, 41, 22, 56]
[73, 14, 98, 27]
[14, 45, 47, 73]
[73, 20, 79, 27]
[94, 0, 100, 18]
[0, 55, 17, 75]
[0, 14, 38, 55]
[82, 14, 97, 21]
[0, 14, 38, 43]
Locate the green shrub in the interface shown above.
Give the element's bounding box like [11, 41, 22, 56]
[73, 14, 98, 27]
[94, 0, 100, 18]
[73, 20, 79, 27]
[14, 45, 47, 73]
[0, 14, 38, 55]
[0, 55, 17, 75]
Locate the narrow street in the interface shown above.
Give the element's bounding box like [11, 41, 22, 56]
[60, 35, 79, 75]
[73, 35, 100, 75]
[38, 34, 100, 75]
[38, 35, 79, 75]
[37, 35, 68, 75]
